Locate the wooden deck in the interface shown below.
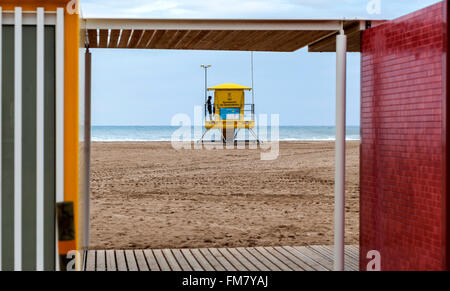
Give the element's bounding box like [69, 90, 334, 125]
[83, 245, 359, 271]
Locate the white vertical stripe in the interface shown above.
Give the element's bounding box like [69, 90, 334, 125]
[14, 7, 22, 271]
[0, 5, 3, 272]
[55, 7, 64, 271]
[334, 31, 347, 272]
[55, 8, 64, 204]
[36, 7, 44, 272]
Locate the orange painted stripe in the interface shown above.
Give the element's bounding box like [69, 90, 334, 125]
[64, 6, 80, 255]
[0, 0, 70, 11]
[58, 240, 77, 255]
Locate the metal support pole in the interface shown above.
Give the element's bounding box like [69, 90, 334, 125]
[204, 67, 207, 103]
[251, 51, 255, 105]
[334, 28, 347, 271]
[201, 64, 211, 119]
[84, 48, 92, 250]
[251, 52, 255, 121]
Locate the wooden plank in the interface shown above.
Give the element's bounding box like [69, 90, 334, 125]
[88, 246, 358, 272]
[321, 245, 359, 271]
[143, 250, 161, 271]
[279, 30, 331, 52]
[175, 30, 201, 49]
[281, 246, 328, 271]
[293, 246, 332, 270]
[115, 250, 128, 271]
[128, 30, 144, 48]
[264, 247, 305, 271]
[308, 246, 334, 260]
[190, 249, 215, 271]
[134, 250, 149, 271]
[218, 248, 251, 271]
[184, 30, 210, 49]
[124, 250, 139, 271]
[199, 249, 226, 271]
[87, 29, 97, 48]
[210, 30, 240, 50]
[155, 30, 178, 49]
[167, 30, 189, 48]
[269, 30, 309, 51]
[181, 249, 206, 271]
[254, 247, 293, 271]
[228, 30, 259, 51]
[147, 30, 166, 48]
[192, 30, 216, 50]
[235, 248, 271, 271]
[255, 30, 288, 51]
[106, 250, 117, 271]
[108, 30, 120, 48]
[118, 30, 132, 48]
[99, 29, 108, 48]
[96, 250, 106, 271]
[171, 249, 193, 271]
[245, 247, 283, 271]
[346, 245, 360, 258]
[85, 250, 96, 271]
[349, 245, 359, 251]
[137, 30, 155, 48]
[308, 246, 357, 271]
[153, 250, 171, 271]
[162, 249, 182, 271]
[248, 31, 281, 50]
[223, 248, 258, 271]
[344, 246, 359, 260]
[272, 247, 314, 271]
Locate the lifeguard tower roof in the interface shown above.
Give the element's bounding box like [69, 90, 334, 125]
[208, 83, 252, 90]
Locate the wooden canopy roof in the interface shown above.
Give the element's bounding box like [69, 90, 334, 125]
[82, 18, 385, 52]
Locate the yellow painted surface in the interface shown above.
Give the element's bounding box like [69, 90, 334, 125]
[208, 83, 252, 90]
[207, 84, 254, 129]
[205, 120, 255, 129]
[64, 6, 80, 259]
[215, 90, 244, 108]
[0, 0, 70, 11]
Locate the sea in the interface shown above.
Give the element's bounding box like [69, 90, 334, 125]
[91, 126, 360, 142]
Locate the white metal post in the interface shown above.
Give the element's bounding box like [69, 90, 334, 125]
[334, 28, 347, 271]
[0, 6, 3, 272]
[36, 7, 45, 271]
[84, 48, 92, 250]
[14, 6, 22, 272]
[55, 7, 65, 271]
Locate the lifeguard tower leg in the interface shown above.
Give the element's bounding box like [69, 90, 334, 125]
[249, 128, 261, 144]
[198, 129, 210, 143]
[222, 128, 236, 143]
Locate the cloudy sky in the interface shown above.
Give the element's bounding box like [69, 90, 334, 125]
[82, 0, 441, 126]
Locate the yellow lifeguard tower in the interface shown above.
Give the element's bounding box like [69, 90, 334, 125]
[201, 83, 259, 143]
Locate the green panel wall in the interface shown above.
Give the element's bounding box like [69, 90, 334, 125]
[1, 24, 56, 271]
[22, 25, 37, 271]
[1, 25, 14, 271]
[44, 25, 56, 271]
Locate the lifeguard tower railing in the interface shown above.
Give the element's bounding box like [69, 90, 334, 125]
[204, 103, 255, 121]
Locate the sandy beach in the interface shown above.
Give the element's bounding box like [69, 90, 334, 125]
[89, 141, 359, 250]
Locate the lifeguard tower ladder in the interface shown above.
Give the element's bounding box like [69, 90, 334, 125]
[200, 83, 260, 143]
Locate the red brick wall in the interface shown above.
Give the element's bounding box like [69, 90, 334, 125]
[360, 1, 448, 271]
